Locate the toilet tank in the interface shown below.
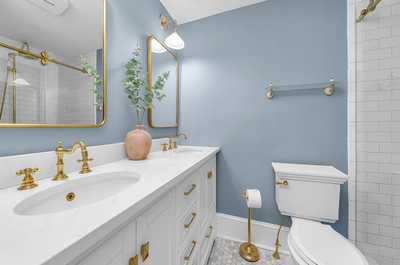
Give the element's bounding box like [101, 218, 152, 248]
[272, 163, 348, 223]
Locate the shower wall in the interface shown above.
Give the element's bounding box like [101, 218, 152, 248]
[0, 35, 96, 124]
[348, 0, 400, 265]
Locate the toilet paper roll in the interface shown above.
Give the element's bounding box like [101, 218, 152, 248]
[245, 189, 262, 209]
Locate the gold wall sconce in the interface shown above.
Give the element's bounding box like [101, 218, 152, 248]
[158, 14, 185, 50]
[160, 14, 169, 30]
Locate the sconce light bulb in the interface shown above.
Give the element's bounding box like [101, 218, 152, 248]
[165, 32, 185, 50]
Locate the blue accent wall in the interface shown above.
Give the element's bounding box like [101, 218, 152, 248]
[0, 0, 176, 157]
[179, 0, 348, 235]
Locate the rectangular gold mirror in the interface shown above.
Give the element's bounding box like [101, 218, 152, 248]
[0, 0, 106, 128]
[147, 35, 179, 128]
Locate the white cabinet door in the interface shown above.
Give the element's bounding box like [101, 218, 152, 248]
[205, 157, 216, 212]
[76, 221, 137, 265]
[137, 192, 175, 265]
[200, 157, 217, 230]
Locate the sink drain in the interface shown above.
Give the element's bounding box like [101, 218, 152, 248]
[66, 192, 76, 202]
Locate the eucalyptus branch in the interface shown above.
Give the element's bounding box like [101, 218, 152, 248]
[123, 48, 169, 123]
[81, 56, 102, 109]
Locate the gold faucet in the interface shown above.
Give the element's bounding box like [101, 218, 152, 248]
[162, 133, 188, 151]
[16, 168, 39, 190]
[53, 140, 93, 181]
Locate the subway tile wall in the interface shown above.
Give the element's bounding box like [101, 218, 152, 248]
[348, 0, 400, 264]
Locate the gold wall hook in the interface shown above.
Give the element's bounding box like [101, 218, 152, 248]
[16, 168, 39, 190]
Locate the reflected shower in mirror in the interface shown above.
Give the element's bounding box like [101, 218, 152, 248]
[0, 0, 106, 127]
[147, 36, 179, 128]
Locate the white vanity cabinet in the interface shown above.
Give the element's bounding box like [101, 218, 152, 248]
[137, 192, 176, 265]
[76, 221, 137, 265]
[73, 156, 217, 265]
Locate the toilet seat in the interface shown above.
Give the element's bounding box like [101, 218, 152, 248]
[288, 218, 369, 265]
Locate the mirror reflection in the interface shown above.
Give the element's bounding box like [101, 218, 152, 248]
[148, 36, 179, 128]
[0, 0, 105, 127]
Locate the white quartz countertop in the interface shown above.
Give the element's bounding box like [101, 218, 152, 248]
[0, 146, 219, 265]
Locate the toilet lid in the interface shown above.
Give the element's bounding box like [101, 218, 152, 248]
[289, 218, 369, 265]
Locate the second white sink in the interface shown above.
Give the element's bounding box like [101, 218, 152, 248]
[14, 171, 140, 216]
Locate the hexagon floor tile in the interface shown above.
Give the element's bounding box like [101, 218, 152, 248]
[207, 238, 294, 265]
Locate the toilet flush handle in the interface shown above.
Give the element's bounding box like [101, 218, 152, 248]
[276, 180, 289, 187]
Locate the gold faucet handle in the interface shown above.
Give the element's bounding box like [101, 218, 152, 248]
[161, 143, 169, 151]
[16, 168, 39, 190]
[16, 167, 39, 176]
[77, 158, 93, 174]
[172, 139, 177, 149]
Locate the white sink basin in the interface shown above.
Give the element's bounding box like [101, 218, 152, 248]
[14, 171, 140, 216]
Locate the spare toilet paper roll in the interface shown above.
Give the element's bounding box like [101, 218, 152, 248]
[245, 189, 262, 208]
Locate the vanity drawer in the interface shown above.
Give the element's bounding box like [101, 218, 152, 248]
[177, 202, 199, 247]
[178, 232, 199, 265]
[177, 171, 200, 217]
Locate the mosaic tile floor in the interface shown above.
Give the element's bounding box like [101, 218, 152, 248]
[207, 238, 294, 265]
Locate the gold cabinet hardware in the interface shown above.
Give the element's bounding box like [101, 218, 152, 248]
[129, 255, 138, 265]
[184, 240, 197, 261]
[276, 180, 289, 187]
[205, 225, 213, 238]
[16, 167, 39, 190]
[161, 143, 169, 152]
[184, 184, 197, 196]
[184, 213, 197, 229]
[140, 242, 149, 262]
[207, 170, 213, 179]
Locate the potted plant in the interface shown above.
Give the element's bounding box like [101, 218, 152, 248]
[123, 48, 169, 160]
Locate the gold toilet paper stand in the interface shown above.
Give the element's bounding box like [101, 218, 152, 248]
[239, 192, 260, 262]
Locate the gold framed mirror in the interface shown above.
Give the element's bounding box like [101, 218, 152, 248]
[147, 35, 179, 128]
[0, 0, 107, 128]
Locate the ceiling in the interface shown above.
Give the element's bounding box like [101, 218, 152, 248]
[160, 0, 269, 24]
[0, 0, 102, 59]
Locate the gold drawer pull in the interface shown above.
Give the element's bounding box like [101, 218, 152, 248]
[184, 213, 197, 229]
[276, 180, 289, 187]
[184, 240, 197, 261]
[129, 255, 138, 265]
[184, 184, 196, 196]
[207, 170, 213, 179]
[140, 242, 149, 262]
[205, 225, 213, 238]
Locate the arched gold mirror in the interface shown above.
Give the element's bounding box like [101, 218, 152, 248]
[147, 35, 179, 128]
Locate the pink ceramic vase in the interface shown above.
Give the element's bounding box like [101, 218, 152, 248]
[124, 124, 152, 160]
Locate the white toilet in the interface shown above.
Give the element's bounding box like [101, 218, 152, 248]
[272, 163, 369, 265]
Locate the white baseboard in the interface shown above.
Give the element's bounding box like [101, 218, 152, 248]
[216, 213, 290, 255]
